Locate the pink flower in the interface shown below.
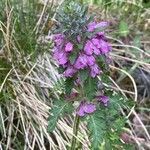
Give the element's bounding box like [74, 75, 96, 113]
[97, 95, 109, 106]
[91, 38, 101, 55]
[95, 21, 109, 28]
[53, 34, 64, 46]
[84, 40, 93, 55]
[77, 35, 81, 42]
[99, 39, 111, 54]
[87, 21, 108, 32]
[74, 54, 88, 69]
[63, 66, 76, 77]
[53, 49, 68, 65]
[92, 38, 101, 48]
[97, 32, 105, 37]
[90, 64, 101, 78]
[87, 22, 97, 32]
[84, 40, 101, 56]
[53, 34, 64, 40]
[65, 42, 73, 52]
[76, 101, 96, 117]
[86, 55, 96, 66]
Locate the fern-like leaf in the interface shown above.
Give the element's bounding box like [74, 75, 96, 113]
[48, 98, 73, 132]
[84, 77, 97, 100]
[87, 109, 106, 149]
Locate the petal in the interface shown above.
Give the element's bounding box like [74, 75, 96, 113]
[97, 31, 105, 37]
[84, 40, 93, 55]
[76, 104, 86, 117]
[53, 48, 63, 60]
[99, 39, 111, 54]
[74, 54, 87, 69]
[76, 108, 85, 116]
[53, 34, 64, 46]
[65, 42, 73, 52]
[77, 35, 81, 42]
[90, 40, 101, 55]
[92, 38, 101, 48]
[98, 96, 109, 106]
[54, 51, 68, 65]
[59, 56, 68, 65]
[90, 64, 101, 78]
[63, 66, 76, 77]
[54, 39, 64, 46]
[83, 103, 96, 114]
[87, 22, 96, 32]
[86, 55, 96, 66]
[95, 21, 109, 29]
[93, 47, 101, 55]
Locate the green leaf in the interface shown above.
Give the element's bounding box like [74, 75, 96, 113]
[77, 43, 83, 49]
[85, 32, 93, 38]
[88, 109, 106, 149]
[69, 52, 77, 64]
[119, 21, 129, 37]
[84, 77, 97, 100]
[100, 74, 110, 84]
[79, 69, 89, 82]
[58, 67, 65, 74]
[65, 77, 74, 95]
[97, 55, 107, 69]
[133, 36, 141, 48]
[87, 91, 132, 149]
[48, 99, 73, 132]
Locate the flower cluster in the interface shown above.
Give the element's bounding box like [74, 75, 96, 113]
[52, 21, 111, 117]
[52, 21, 111, 78]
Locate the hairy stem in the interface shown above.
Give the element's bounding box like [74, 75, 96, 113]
[70, 114, 80, 150]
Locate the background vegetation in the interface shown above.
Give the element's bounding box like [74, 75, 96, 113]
[0, 0, 150, 149]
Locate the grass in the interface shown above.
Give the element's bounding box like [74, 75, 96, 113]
[0, 0, 150, 149]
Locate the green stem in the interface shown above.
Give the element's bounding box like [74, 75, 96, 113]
[70, 114, 80, 150]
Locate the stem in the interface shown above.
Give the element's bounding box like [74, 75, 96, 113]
[70, 114, 80, 150]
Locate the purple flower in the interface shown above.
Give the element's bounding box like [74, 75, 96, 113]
[63, 66, 76, 77]
[84, 40, 101, 56]
[86, 55, 96, 66]
[87, 22, 97, 32]
[97, 32, 105, 37]
[87, 21, 108, 32]
[77, 35, 81, 42]
[76, 102, 96, 117]
[53, 49, 68, 65]
[53, 34, 64, 40]
[74, 54, 88, 69]
[97, 95, 109, 106]
[99, 39, 111, 54]
[91, 38, 101, 55]
[65, 42, 73, 52]
[95, 21, 109, 29]
[84, 40, 101, 55]
[92, 38, 101, 48]
[53, 34, 64, 46]
[90, 64, 101, 78]
[84, 40, 93, 55]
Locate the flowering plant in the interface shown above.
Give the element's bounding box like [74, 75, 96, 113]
[48, 2, 132, 149]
